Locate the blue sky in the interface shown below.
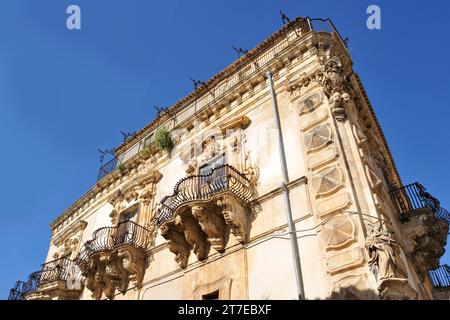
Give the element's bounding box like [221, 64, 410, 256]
[0, 0, 449, 297]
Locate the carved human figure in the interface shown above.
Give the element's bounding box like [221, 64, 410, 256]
[160, 222, 191, 268]
[365, 223, 407, 281]
[191, 205, 226, 252]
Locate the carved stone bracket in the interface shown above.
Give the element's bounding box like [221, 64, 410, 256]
[177, 214, 208, 261]
[216, 196, 251, 244]
[160, 220, 192, 269]
[401, 212, 448, 279]
[82, 245, 148, 300]
[191, 205, 226, 253]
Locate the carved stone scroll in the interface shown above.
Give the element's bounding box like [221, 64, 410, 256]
[191, 205, 226, 253]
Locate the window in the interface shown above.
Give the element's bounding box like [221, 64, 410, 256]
[117, 207, 138, 244]
[199, 153, 226, 175]
[119, 209, 137, 223]
[202, 290, 219, 300]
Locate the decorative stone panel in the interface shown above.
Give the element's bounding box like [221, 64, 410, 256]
[312, 165, 345, 198]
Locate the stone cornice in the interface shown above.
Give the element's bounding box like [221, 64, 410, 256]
[351, 73, 402, 184]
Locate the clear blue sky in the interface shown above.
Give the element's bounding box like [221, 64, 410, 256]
[1, 0, 449, 297]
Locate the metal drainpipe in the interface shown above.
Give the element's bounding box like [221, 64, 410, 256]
[266, 71, 306, 300]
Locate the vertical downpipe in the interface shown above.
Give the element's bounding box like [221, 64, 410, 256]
[266, 71, 306, 300]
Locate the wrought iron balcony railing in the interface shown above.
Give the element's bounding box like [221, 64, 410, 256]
[77, 220, 151, 272]
[154, 164, 254, 226]
[40, 257, 81, 284]
[8, 280, 26, 300]
[389, 182, 450, 224]
[22, 271, 43, 297]
[428, 265, 450, 289]
[9, 258, 83, 299]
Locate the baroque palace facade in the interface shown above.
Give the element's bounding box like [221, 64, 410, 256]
[9, 17, 450, 300]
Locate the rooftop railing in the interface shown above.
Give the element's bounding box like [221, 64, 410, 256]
[428, 265, 450, 289]
[77, 220, 151, 272]
[97, 157, 118, 181]
[154, 164, 254, 226]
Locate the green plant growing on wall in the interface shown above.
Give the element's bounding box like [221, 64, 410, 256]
[117, 163, 126, 174]
[153, 126, 173, 153]
[139, 145, 152, 159]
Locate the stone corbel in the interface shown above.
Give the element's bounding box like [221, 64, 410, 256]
[191, 205, 226, 253]
[177, 214, 208, 261]
[329, 91, 350, 122]
[116, 246, 146, 291]
[160, 220, 192, 268]
[216, 196, 251, 244]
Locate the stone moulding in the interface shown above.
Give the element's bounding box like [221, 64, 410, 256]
[316, 192, 352, 218]
[326, 247, 365, 275]
[307, 147, 339, 171]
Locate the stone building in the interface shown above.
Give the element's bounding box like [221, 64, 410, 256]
[8, 16, 449, 300]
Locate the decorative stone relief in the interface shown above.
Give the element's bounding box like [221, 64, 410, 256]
[52, 220, 87, 260]
[297, 92, 324, 115]
[191, 205, 227, 253]
[160, 220, 192, 269]
[312, 165, 345, 198]
[329, 91, 350, 121]
[321, 214, 357, 250]
[116, 245, 146, 291]
[201, 136, 221, 162]
[365, 222, 417, 300]
[304, 124, 333, 153]
[177, 214, 208, 261]
[402, 213, 448, 279]
[316, 52, 353, 121]
[217, 195, 251, 243]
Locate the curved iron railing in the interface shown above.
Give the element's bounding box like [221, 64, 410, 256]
[11, 258, 82, 299]
[22, 271, 43, 296]
[77, 220, 151, 272]
[154, 164, 254, 226]
[8, 281, 26, 300]
[40, 258, 81, 284]
[428, 265, 450, 289]
[389, 182, 449, 225]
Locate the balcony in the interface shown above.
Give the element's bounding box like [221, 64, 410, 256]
[389, 182, 449, 279]
[428, 265, 450, 299]
[76, 220, 152, 300]
[429, 265, 450, 289]
[9, 258, 83, 300]
[8, 281, 26, 300]
[154, 164, 255, 268]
